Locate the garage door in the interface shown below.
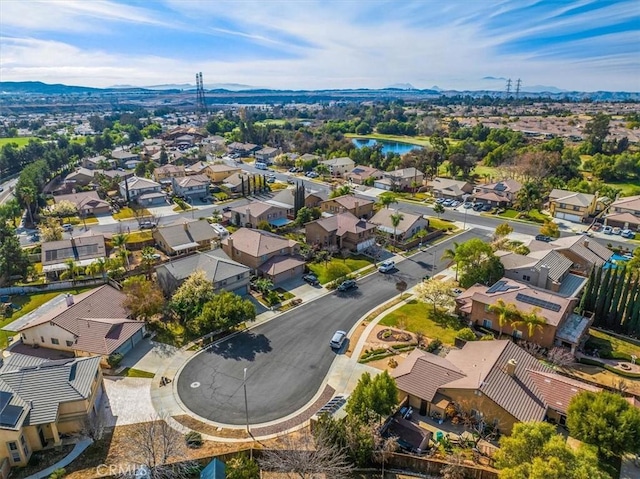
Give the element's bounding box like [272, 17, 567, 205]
[556, 212, 582, 223]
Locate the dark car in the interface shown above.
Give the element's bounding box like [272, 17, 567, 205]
[472, 203, 484, 211]
[337, 279, 357, 292]
[535, 234, 553, 242]
[481, 203, 493, 212]
[303, 274, 319, 285]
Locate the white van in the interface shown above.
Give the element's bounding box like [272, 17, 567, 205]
[255, 162, 268, 170]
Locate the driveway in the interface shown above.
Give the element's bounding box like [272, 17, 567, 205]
[176, 228, 488, 426]
[102, 377, 156, 426]
[120, 338, 179, 374]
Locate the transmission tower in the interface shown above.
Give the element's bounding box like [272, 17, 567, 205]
[196, 72, 207, 116]
[515, 78, 522, 99]
[505, 78, 512, 98]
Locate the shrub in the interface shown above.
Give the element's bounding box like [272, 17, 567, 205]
[382, 330, 392, 339]
[426, 338, 442, 353]
[185, 431, 203, 448]
[456, 327, 477, 342]
[480, 334, 495, 341]
[49, 468, 66, 479]
[107, 353, 123, 368]
[388, 358, 398, 368]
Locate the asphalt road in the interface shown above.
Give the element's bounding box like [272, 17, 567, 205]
[176, 228, 487, 425]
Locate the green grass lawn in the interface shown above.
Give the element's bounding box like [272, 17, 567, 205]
[587, 329, 640, 358]
[498, 209, 520, 219]
[112, 207, 136, 220]
[151, 321, 189, 347]
[427, 217, 459, 231]
[379, 299, 464, 345]
[274, 288, 295, 300]
[0, 137, 38, 148]
[1, 288, 92, 349]
[255, 119, 287, 126]
[118, 368, 155, 378]
[525, 209, 549, 223]
[308, 256, 373, 284]
[125, 231, 153, 243]
[603, 182, 640, 197]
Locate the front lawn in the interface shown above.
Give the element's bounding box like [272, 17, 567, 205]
[497, 209, 520, 219]
[427, 217, 459, 231]
[308, 255, 373, 284]
[587, 329, 640, 358]
[523, 209, 549, 223]
[118, 368, 155, 378]
[112, 207, 143, 220]
[0, 137, 37, 148]
[379, 299, 464, 345]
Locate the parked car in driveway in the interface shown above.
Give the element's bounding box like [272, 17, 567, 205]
[378, 260, 395, 273]
[463, 202, 473, 209]
[473, 203, 484, 211]
[621, 229, 636, 239]
[330, 330, 347, 350]
[612, 227, 622, 235]
[337, 279, 357, 292]
[436, 198, 445, 204]
[303, 274, 319, 285]
[603, 226, 613, 235]
[535, 234, 553, 242]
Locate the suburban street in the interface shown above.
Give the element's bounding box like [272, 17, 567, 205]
[176, 228, 487, 426]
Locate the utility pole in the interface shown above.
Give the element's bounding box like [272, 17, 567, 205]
[505, 78, 512, 98]
[515, 78, 522, 100]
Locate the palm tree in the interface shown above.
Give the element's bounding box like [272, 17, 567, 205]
[117, 249, 130, 271]
[254, 278, 274, 295]
[60, 259, 78, 281]
[19, 186, 36, 226]
[86, 257, 107, 278]
[441, 241, 460, 281]
[141, 246, 158, 279]
[487, 299, 520, 337]
[514, 308, 547, 340]
[378, 192, 398, 209]
[390, 211, 404, 251]
[112, 233, 129, 269]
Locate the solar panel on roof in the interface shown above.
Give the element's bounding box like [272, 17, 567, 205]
[495, 183, 507, 191]
[0, 391, 12, 412]
[0, 404, 24, 428]
[516, 293, 561, 312]
[487, 281, 519, 294]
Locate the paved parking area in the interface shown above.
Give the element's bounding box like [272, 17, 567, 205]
[102, 377, 156, 426]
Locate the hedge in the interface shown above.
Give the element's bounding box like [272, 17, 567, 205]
[578, 357, 640, 379]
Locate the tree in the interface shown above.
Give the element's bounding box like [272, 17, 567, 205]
[38, 217, 63, 242]
[315, 163, 330, 178]
[567, 390, 640, 460]
[584, 113, 611, 154]
[495, 421, 609, 479]
[512, 308, 546, 340]
[487, 299, 520, 337]
[226, 454, 260, 479]
[122, 416, 196, 479]
[112, 233, 130, 269]
[345, 371, 398, 424]
[433, 202, 445, 217]
[515, 182, 543, 212]
[18, 185, 37, 226]
[169, 270, 215, 324]
[253, 277, 273, 295]
[447, 238, 504, 288]
[414, 278, 457, 314]
[122, 276, 165, 321]
[194, 291, 256, 335]
[315, 249, 333, 267]
[390, 211, 404, 249]
[330, 185, 352, 198]
[0, 198, 22, 227]
[59, 259, 79, 281]
[259, 429, 354, 479]
[377, 192, 398, 209]
[494, 222, 513, 239]
[539, 220, 560, 239]
[0, 222, 29, 285]
[295, 206, 320, 226]
[141, 246, 159, 280]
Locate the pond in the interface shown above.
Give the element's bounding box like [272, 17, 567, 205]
[352, 137, 423, 155]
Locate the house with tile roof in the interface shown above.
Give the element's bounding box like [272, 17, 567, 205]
[53, 190, 111, 216]
[204, 163, 242, 183]
[345, 165, 383, 185]
[548, 189, 598, 223]
[320, 157, 355, 177]
[41, 235, 107, 279]
[255, 146, 280, 164]
[152, 219, 219, 256]
[374, 167, 424, 192]
[320, 194, 375, 219]
[153, 164, 186, 183]
[428, 177, 474, 200]
[605, 194, 640, 231]
[221, 228, 305, 284]
[305, 212, 377, 252]
[496, 249, 587, 297]
[119, 176, 167, 206]
[0, 355, 103, 466]
[63, 167, 96, 187]
[171, 174, 210, 202]
[5, 286, 145, 365]
[473, 179, 522, 207]
[526, 235, 613, 275]
[370, 208, 430, 245]
[82, 155, 115, 170]
[392, 340, 597, 435]
[227, 201, 291, 229]
[455, 277, 593, 352]
[155, 249, 251, 295]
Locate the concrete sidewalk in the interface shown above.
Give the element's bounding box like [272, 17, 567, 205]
[25, 438, 92, 479]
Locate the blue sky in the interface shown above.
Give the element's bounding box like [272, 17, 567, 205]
[1, 0, 638, 91]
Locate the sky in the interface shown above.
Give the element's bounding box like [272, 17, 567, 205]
[1, 0, 639, 92]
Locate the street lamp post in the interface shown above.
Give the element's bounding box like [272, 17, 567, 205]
[243, 368, 250, 434]
[462, 194, 469, 230]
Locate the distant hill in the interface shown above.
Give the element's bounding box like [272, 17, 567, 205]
[386, 83, 416, 90]
[0, 81, 102, 94]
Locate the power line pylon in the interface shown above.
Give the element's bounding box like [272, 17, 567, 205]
[196, 72, 207, 118]
[515, 78, 522, 99]
[505, 78, 512, 98]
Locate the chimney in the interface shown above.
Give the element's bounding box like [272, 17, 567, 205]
[355, 201, 359, 216]
[583, 239, 589, 248]
[505, 359, 517, 377]
[227, 237, 234, 255]
[537, 264, 550, 288]
[65, 294, 74, 307]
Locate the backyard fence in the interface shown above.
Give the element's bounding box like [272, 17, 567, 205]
[0, 277, 113, 296]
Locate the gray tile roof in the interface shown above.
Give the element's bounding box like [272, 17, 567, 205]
[370, 208, 425, 235]
[223, 228, 298, 258]
[154, 219, 218, 250]
[15, 285, 129, 332]
[58, 317, 145, 355]
[308, 212, 376, 236]
[156, 250, 250, 283]
[533, 250, 573, 282]
[550, 236, 613, 267]
[557, 273, 588, 297]
[0, 356, 101, 427]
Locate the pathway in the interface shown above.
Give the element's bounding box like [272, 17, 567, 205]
[24, 438, 92, 479]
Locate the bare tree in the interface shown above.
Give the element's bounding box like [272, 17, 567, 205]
[547, 347, 575, 368]
[372, 428, 399, 479]
[441, 453, 467, 479]
[259, 428, 354, 479]
[121, 415, 196, 479]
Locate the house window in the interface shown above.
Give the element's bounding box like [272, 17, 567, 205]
[513, 330, 523, 339]
[484, 305, 490, 312]
[51, 338, 59, 345]
[66, 340, 74, 347]
[40, 336, 44, 343]
[237, 274, 243, 280]
[523, 275, 531, 281]
[20, 434, 28, 457]
[482, 319, 492, 329]
[7, 441, 20, 463]
[573, 206, 580, 211]
[560, 203, 566, 209]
